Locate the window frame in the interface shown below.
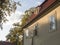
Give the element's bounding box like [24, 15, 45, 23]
[49, 14, 57, 32]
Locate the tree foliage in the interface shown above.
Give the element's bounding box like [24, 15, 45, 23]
[21, 7, 36, 26]
[6, 26, 23, 45]
[21, 6, 40, 27]
[21, 14, 29, 26]
[0, 0, 21, 29]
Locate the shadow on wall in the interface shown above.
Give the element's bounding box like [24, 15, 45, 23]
[34, 20, 60, 45]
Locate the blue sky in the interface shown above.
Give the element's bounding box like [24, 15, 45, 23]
[0, 0, 44, 41]
[16, 0, 45, 12]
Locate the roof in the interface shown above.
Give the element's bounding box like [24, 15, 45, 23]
[0, 41, 14, 45]
[22, 0, 60, 28]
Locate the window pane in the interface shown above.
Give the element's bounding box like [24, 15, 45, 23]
[50, 15, 56, 31]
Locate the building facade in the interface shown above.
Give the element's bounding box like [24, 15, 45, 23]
[23, 0, 60, 45]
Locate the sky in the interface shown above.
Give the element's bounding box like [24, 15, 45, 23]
[0, 0, 45, 41]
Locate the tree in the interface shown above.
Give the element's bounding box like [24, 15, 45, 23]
[21, 10, 32, 27]
[0, 0, 21, 29]
[6, 26, 23, 45]
[21, 6, 40, 27]
[21, 14, 29, 26]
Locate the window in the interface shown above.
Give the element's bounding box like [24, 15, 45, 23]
[49, 15, 56, 32]
[24, 29, 29, 37]
[24, 28, 33, 38]
[34, 24, 38, 36]
[25, 29, 29, 37]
